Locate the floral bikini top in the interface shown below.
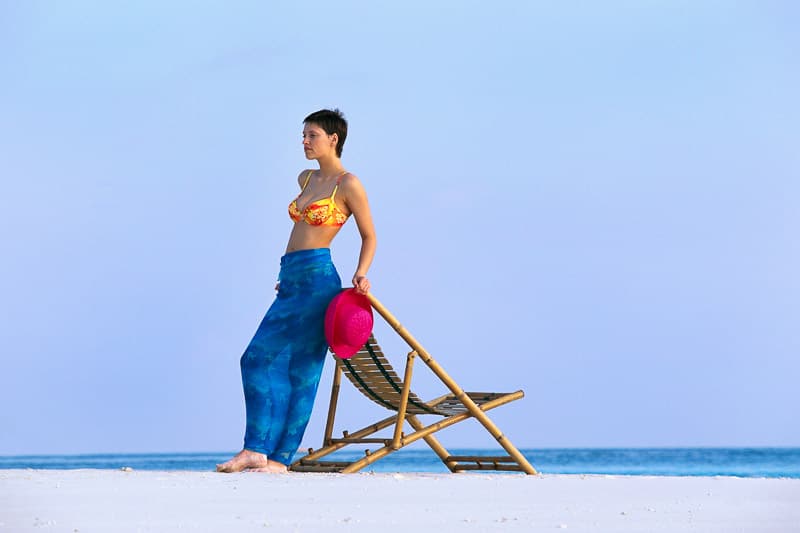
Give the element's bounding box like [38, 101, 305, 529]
[288, 170, 349, 227]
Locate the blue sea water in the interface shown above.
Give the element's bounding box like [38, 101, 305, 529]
[1, 448, 798, 477]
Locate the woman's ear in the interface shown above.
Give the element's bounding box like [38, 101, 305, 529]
[330, 133, 338, 148]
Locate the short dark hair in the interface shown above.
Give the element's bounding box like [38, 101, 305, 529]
[304, 108, 348, 158]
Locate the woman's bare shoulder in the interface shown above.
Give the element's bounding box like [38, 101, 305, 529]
[339, 171, 364, 190]
[296, 169, 313, 187]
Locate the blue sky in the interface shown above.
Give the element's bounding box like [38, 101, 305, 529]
[1, 1, 798, 455]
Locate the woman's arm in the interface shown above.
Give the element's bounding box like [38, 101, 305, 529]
[341, 174, 376, 294]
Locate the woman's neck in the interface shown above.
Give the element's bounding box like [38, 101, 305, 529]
[316, 155, 344, 177]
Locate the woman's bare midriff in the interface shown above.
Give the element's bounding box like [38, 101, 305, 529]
[285, 222, 343, 254]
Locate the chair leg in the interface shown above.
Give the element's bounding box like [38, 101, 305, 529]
[322, 362, 343, 446]
[391, 351, 416, 449]
[406, 414, 458, 472]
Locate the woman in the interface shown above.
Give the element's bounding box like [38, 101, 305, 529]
[217, 109, 376, 473]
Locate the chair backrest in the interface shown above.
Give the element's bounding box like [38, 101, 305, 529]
[336, 335, 440, 415]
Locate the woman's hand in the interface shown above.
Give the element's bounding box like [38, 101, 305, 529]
[352, 274, 370, 295]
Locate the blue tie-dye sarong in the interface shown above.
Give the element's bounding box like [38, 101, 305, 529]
[240, 248, 342, 465]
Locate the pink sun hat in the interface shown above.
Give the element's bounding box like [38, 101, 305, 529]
[324, 289, 374, 359]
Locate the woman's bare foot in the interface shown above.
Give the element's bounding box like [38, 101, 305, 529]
[216, 450, 270, 473]
[245, 459, 289, 473]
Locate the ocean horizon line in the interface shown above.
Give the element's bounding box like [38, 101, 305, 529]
[2, 447, 798, 478]
[4, 445, 799, 458]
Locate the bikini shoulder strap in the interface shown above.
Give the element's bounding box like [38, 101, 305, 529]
[331, 171, 347, 198]
[301, 170, 313, 191]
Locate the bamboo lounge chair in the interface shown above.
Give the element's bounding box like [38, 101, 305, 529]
[290, 293, 537, 474]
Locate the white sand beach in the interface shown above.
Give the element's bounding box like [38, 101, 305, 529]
[1, 470, 798, 532]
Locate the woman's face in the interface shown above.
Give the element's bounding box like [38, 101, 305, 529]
[302, 123, 337, 160]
